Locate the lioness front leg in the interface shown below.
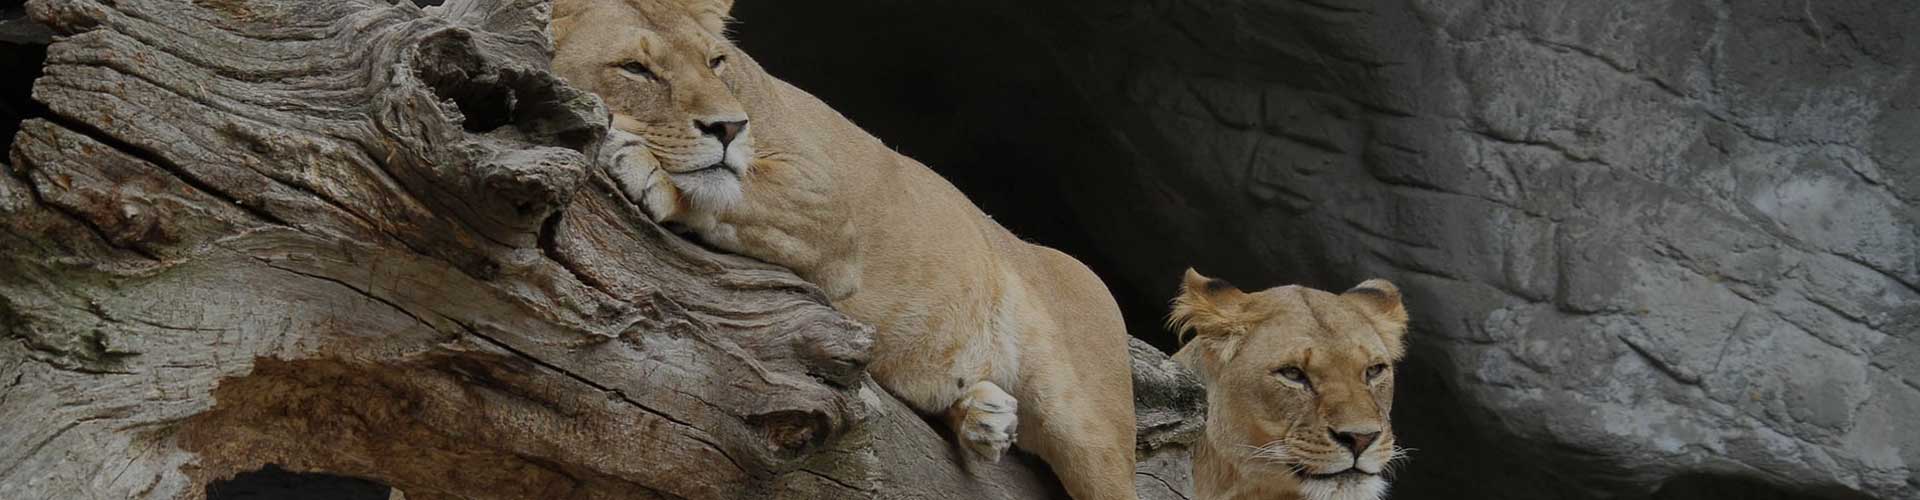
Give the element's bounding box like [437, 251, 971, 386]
[945, 380, 1019, 463]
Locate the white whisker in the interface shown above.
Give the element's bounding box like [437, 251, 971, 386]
[1380, 445, 1414, 479]
[1236, 439, 1301, 467]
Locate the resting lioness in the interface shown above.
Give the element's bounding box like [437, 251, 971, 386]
[1169, 269, 1410, 500]
[549, 1, 1139, 498]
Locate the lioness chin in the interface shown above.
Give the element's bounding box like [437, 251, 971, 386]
[1170, 269, 1410, 500]
[550, 1, 1140, 498]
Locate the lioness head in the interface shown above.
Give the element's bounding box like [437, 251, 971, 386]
[1171, 269, 1409, 500]
[551, 0, 749, 206]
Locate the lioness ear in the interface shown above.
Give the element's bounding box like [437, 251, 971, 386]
[677, 0, 734, 35]
[1169, 268, 1252, 382]
[548, 0, 586, 43]
[1169, 268, 1253, 342]
[1343, 279, 1409, 359]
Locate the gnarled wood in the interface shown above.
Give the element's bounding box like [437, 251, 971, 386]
[0, 0, 1200, 498]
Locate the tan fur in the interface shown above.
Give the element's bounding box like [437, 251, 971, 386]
[1170, 269, 1410, 500]
[550, 1, 1139, 498]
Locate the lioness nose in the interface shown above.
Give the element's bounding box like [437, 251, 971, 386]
[696, 119, 747, 147]
[1330, 430, 1379, 456]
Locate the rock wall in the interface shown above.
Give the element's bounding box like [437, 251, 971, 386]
[733, 0, 1918, 498]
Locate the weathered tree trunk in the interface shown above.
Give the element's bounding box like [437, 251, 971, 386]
[0, 0, 1199, 498]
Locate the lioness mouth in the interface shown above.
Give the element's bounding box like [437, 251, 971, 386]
[674, 162, 739, 177]
[1300, 468, 1377, 481]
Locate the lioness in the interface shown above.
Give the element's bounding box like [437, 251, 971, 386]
[1169, 269, 1409, 500]
[549, 0, 1139, 498]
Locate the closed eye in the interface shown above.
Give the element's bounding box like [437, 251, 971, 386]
[619, 61, 654, 79]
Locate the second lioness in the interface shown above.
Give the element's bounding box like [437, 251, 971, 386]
[549, 0, 1139, 498]
[1170, 269, 1410, 500]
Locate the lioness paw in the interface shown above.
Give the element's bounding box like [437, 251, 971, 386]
[950, 381, 1018, 463]
[601, 130, 684, 223]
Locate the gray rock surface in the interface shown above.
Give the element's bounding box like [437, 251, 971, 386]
[733, 0, 1918, 498]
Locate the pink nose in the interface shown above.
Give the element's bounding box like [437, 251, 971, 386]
[696, 119, 747, 147]
[1331, 430, 1379, 456]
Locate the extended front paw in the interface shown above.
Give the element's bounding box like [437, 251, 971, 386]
[601, 131, 684, 223]
[950, 381, 1019, 463]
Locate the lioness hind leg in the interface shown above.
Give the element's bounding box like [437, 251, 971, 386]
[1017, 379, 1139, 500]
[945, 380, 1018, 463]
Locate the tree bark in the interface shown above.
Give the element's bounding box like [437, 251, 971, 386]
[0, 0, 1201, 499]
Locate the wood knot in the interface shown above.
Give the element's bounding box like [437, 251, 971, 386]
[413, 28, 605, 151]
[794, 318, 873, 389]
[471, 147, 588, 222]
[748, 409, 833, 453]
[402, 27, 610, 247]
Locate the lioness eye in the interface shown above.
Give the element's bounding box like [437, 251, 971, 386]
[708, 54, 727, 70]
[619, 61, 654, 78]
[1275, 367, 1308, 385]
[1365, 363, 1388, 380]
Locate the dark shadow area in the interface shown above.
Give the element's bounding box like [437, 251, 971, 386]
[205, 464, 391, 500]
[731, 2, 1184, 352]
[416, 31, 518, 135]
[415, 30, 602, 150]
[1, 2, 50, 162]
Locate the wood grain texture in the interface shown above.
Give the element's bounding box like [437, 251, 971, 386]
[0, 0, 1201, 498]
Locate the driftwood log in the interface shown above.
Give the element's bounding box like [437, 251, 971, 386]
[0, 0, 1201, 498]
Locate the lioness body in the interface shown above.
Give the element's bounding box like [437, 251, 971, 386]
[1170, 270, 1410, 500]
[550, 1, 1139, 498]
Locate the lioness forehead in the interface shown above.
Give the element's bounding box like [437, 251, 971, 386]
[558, 0, 714, 45]
[1242, 286, 1388, 360]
